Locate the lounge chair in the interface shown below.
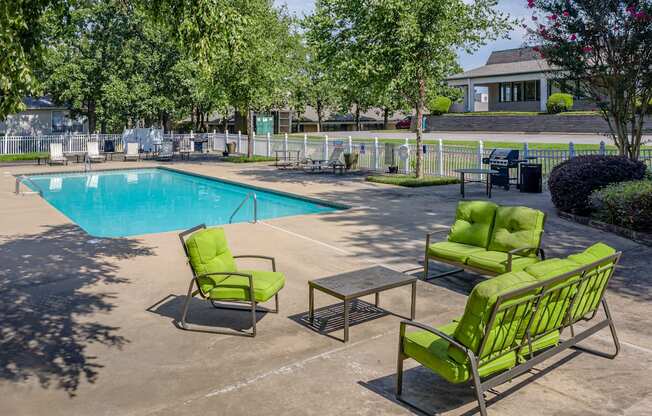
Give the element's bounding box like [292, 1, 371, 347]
[178, 225, 285, 336]
[124, 142, 140, 161]
[86, 141, 106, 162]
[179, 140, 194, 160]
[303, 147, 345, 173]
[397, 243, 622, 415]
[424, 201, 546, 279]
[156, 141, 174, 161]
[48, 143, 68, 165]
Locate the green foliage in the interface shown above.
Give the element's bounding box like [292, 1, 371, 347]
[366, 174, 459, 187]
[0, 152, 48, 162]
[546, 93, 573, 114]
[590, 180, 652, 232]
[428, 96, 452, 115]
[221, 155, 276, 163]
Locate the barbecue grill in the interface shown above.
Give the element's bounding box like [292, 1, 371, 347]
[482, 149, 521, 190]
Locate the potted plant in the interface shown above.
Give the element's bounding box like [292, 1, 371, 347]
[344, 152, 359, 170]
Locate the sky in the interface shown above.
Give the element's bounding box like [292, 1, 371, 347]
[274, 0, 531, 71]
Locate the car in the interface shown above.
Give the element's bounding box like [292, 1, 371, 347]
[395, 116, 412, 129]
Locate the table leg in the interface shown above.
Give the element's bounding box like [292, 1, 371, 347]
[343, 298, 350, 343]
[375, 292, 379, 307]
[308, 286, 314, 323]
[410, 282, 417, 320]
[488, 172, 492, 198]
[460, 172, 465, 198]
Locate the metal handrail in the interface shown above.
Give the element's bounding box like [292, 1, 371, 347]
[15, 175, 43, 196]
[84, 153, 91, 172]
[229, 192, 257, 224]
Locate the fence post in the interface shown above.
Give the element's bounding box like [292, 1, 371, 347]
[303, 133, 308, 158]
[237, 130, 242, 153]
[438, 138, 444, 176]
[524, 142, 529, 159]
[599, 141, 606, 155]
[3, 133, 7, 155]
[478, 140, 485, 180]
[404, 137, 410, 174]
[225, 130, 229, 152]
[374, 137, 379, 170]
[267, 132, 271, 157]
[348, 136, 353, 154]
[569, 141, 575, 158]
[324, 135, 329, 159]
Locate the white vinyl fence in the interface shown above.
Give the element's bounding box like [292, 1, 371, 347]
[3, 131, 651, 178]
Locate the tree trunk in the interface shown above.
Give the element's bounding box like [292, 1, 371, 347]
[415, 78, 425, 178]
[247, 107, 254, 157]
[87, 99, 97, 133]
[316, 100, 322, 133]
[354, 104, 361, 131]
[383, 107, 389, 130]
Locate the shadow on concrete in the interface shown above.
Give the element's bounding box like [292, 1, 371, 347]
[289, 299, 390, 342]
[146, 294, 269, 333]
[359, 349, 582, 415]
[0, 224, 154, 396]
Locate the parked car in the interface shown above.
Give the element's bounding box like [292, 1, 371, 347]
[395, 116, 412, 129]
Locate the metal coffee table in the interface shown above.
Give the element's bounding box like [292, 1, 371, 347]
[308, 265, 417, 342]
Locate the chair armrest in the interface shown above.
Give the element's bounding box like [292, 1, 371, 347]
[233, 255, 276, 271]
[425, 227, 450, 249]
[507, 247, 546, 271]
[399, 320, 474, 359]
[197, 272, 255, 300]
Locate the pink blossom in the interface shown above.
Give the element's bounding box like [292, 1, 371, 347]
[634, 11, 649, 21]
[582, 46, 593, 53]
[563, 10, 570, 17]
[548, 14, 558, 20]
[570, 34, 577, 41]
[532, 46, 540, 52]
[626, 4, 636, 14]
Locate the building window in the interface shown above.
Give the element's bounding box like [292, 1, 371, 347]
[52, 111, 84, 133]
[499, 81, 541, 102]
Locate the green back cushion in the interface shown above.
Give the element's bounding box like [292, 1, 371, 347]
[185, 228, 237, 290]
[487, 206, 545, 253]
[450, 270, 539, 364]
[447, 201, 498, 248]
[567, 243, 617, 319]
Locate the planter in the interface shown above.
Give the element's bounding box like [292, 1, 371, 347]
[226, 141, 236, 154]
[557, 210, 652, 247]
[344, 152, 359, 170]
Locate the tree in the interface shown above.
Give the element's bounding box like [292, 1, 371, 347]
[527, 0, 652, 160]
[306, 0, 512, 177]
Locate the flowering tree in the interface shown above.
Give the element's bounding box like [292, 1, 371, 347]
[527, 0, 652, 160]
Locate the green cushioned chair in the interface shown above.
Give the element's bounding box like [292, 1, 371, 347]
[398, 244, 622, 416]
[178, 224, 285, 337]
[424, 201, 546, 279]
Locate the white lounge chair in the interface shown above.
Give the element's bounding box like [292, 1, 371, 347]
[303, 146, 345, 173]
[124, 142, 140, 161]
[156, 141, 174, 161]
[48, 143, 68, 165]
[87, 141, 105, 163]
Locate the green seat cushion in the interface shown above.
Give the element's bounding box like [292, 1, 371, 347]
[185, 228, 237, 292]
[428, 241, 487, 263]
[206, 269, 285, 303]
[524, 258, 580, 281]
[466, 250, 540, 274]
[487, 206, 545, 254]
[447, 200, 498, 248]
[566, 243, 617, 319]
[517, 330, 560, 361]
[450, 270, 539, 364]
[403, 322, 516, 384]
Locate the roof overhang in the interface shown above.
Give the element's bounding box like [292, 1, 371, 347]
[447, 70, 554, 86]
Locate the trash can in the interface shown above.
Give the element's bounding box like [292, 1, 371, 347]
[520, 164, 542, 193]
[226, 141, 236, 154]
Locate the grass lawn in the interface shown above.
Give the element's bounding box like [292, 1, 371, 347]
[221, 155, 276, 163]
[366, 174, 459, 187]
[0, 152, 48, 162]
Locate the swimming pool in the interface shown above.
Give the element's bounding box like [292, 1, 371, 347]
[25, 168, 341, 238]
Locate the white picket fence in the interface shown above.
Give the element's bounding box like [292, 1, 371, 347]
[2, 131, 651, 178]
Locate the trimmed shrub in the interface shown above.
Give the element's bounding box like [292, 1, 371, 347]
[428, 96, 452, 115]
[548, 155, 647, 215]
[547, 93, 574, 113]
[590, 180, 652, 232]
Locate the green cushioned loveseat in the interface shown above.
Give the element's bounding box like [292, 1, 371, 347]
[178, 224, 286, 337]
[398, 243, 622, 415]
[424, 201, 546, 279]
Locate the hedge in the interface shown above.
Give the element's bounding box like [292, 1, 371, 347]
[547, 93, 573, 113]
[428, 96, 452, 115]
[590, 180, 652, 232]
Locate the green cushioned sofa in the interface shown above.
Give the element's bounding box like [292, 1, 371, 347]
[398, 243, 622, 415]
[178, 224, 286, 337]
[424, 201, 546, 279]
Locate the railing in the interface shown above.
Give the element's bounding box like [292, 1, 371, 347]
[15, 175, 43, 196]
[3, 131, 652, 179]
[229, 192, 258, 224]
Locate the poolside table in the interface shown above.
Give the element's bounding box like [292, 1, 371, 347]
[454, 168, 499, 198]
[308, 265, 417, 342]
[274, 150, 301, 169]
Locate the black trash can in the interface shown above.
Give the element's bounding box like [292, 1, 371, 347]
[104, 140, 115, 153]
[520, 164, 543, 193]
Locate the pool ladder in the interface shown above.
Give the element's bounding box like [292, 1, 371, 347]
[229, 192, 258, 224]
[15, 175, 43, 196]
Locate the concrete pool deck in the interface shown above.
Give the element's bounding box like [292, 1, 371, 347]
[1, 160, 651, 415]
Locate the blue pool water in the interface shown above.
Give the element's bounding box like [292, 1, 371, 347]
[26, 168, 339, 237]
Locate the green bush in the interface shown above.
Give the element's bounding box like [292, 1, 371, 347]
[366, 174, 459, 187]
[547, 93, 574, 113]
[428, 96, 452, 115]
[590, 180, 652, 232]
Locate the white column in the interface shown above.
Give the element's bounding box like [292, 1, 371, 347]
[237, 131, 242, 153]
[374, 137, 379, 170]
[225, 130, 229, 151]
[467, 78, 475, 112]
[539, 78, 548, 112]
[284, 133, 288, 153]
[324, 135, 329, 159]
[267, 132, 271, 157]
